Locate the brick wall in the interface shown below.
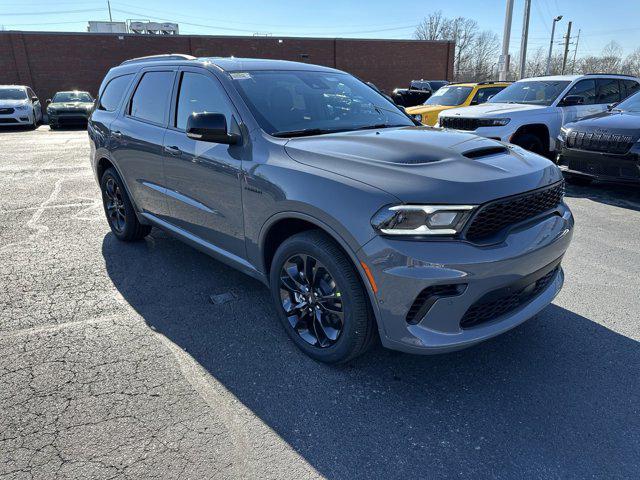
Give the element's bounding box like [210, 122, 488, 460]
[0, 31, 454, 103]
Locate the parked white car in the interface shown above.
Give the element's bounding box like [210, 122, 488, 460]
[0, 85, 43, 129]
[437, 74, 640, 156]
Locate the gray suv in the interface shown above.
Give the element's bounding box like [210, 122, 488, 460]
[89, 55, 574, 363]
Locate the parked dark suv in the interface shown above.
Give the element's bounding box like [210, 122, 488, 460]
[89, 55, 574, 363]
[558, 90, 640, 185]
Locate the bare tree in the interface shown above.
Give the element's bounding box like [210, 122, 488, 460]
[414, 10, 449, 41]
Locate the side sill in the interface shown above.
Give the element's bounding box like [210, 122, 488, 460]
[140, 212, 268, 285]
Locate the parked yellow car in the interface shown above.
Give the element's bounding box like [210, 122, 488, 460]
[406, 81, 511, 126]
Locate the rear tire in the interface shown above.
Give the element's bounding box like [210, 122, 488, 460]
[511, 132, 545, 156]
[100, 167, 151, 241]
[269, 230, 377, 364]
[565, 174, 593, 186]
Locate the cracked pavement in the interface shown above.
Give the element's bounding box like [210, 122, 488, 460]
[1, 127, 639, 479]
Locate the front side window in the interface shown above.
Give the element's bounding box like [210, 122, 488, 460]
[563, 79, 596, 105]
[424, 86, 473, 106]
[231, 70, 413, 136]
[53, 91, 93, 103]
[472, 86, 504, 105]
[488, 80, 571, 106]
[99, 74, 134, 112]
[175, 72, 234, 130]
[129, 71, 174, 124]
[0, 88, 27, 100]
[595, 79, 620, 104]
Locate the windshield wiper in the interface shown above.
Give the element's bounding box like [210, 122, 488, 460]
[271, 128, 346, 138]
[353, 123, 407, 131]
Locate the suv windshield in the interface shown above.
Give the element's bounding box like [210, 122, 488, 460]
[231, 70, 413, 137]
[52, 92, 93, 102]
[615, 91, 640, 112]
[488, 80, 570, 106]
[0, 88, 27, 100]
[425, 86, 473, 106]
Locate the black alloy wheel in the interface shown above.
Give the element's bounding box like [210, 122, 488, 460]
[269, 230, 377, 364]
[100, 167, 151, 241]
[103, 177, 126, 234]
[279, 253, 344, 348]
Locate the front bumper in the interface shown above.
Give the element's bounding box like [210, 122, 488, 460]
[358, 204, 573, 354]
[557, 142, 640, 184]
[48, 111, 90, 126]
[0, 110, 33, 126]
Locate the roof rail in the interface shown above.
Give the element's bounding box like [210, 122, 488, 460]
[477, 80, 512, 85]
[120, 54, 196, 66]
[582, 73, 639, 78]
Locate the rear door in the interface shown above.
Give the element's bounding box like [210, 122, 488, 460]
[109, 67, 176, 220]
[595, 78, 622, 109]
[162, 67, 246, 258]
[559, 79, 601, 124]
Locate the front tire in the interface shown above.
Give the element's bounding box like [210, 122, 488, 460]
[269, 230, 376, 364]
[511, 132, 545, 155]
[100, 168, 151, 241]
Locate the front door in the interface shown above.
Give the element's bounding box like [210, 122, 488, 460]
[162, 67, 246, 259]
[560, 79, 603, 125]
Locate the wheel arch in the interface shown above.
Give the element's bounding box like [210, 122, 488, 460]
[95, 156, 147, 223]
[511, 123, 551, 152]
[259, 212, 383, 334]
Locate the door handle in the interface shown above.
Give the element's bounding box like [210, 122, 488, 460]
[112, 131, 123, 138]
[164, 145, 182, 156]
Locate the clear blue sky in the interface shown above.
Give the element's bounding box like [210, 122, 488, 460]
[1, 0, 639, 57]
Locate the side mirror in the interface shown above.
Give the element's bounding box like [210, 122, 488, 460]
[46, 99, 51, 104]
[560, 95, 584, 107]
[607, 102, 619, 111]
[186, 112, 240, 145]
[32, 96, 39, 103]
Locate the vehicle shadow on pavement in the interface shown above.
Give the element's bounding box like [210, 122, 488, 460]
[102, 231, 640, 479]
[565, 182, 640, 212]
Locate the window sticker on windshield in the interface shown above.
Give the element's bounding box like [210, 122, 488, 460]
[230, 72, 251, 80]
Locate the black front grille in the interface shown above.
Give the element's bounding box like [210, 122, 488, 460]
[55, 109, 86, 115]
[406, 284, 466, 324]
[0, 118, 18, 124]
[464, 181, 564, 242]
[440, 116, 481, 131]
[460, 265, 560, 329]
[0, 107, 15, 114]
[566, 130, 634, 154]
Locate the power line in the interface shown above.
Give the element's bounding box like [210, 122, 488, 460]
[0, 7, 104, 15]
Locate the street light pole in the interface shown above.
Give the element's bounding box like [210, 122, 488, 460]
[519, 0, 532, 79]
[546, 15, 563, 75]
[499, 0, 515, 81]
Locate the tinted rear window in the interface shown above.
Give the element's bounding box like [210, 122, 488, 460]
[129, 71, 174, 124]
[98, 74, 133, 112]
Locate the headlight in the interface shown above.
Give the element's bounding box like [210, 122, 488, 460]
[371, 205, 475, 236]
[478, 118, 510, 127]
[412, 114, 423, 122]
[47, 107, 54, 114]
[559, 127, 569, 140]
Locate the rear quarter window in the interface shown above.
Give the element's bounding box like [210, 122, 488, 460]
[98, 74, 134, 112]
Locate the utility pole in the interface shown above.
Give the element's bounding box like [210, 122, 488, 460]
[107, 0, 113, 22]
[571, 29, 581, 74]
[546, 15, 563, 75]
[499, 0, 515, 81]
[561, 21, 572, 74]
[519, 0, 532, 79]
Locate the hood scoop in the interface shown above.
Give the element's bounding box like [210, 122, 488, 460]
[462, 146, 509, 159]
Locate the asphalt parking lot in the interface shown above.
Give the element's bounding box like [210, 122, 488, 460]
[1, 126, 639, 479]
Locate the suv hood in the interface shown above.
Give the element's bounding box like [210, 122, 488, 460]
[440, 102, 548, 118]
[49, 101, 93, 109]
[565, 110, 640, 138]
[284, 127, 561, 204]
